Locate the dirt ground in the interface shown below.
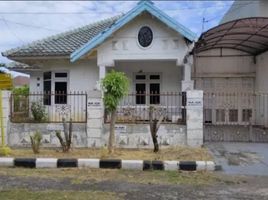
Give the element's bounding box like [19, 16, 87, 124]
[7, 146, 212, 161]
[0, 168, 267, 200]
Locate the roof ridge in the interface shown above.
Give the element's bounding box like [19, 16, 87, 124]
[2, 14, 122, 57]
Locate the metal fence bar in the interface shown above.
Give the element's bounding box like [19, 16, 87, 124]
[105, 92, 184, 124]
[203, 92, 268, 127]
[10, 92, 87, 123]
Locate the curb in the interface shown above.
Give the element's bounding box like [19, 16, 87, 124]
[0, 157, 216, 171]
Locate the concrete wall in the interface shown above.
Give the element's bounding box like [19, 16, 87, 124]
[8, 122, 187, 148]
[8, 123, 87, 148]
[103, 124, 186, 148]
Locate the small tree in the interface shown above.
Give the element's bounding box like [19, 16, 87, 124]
[149, 106, 165, 153]
[102, 70, 129, 153]
[30, 131, 42, 154]
[56, 118, 73, 152]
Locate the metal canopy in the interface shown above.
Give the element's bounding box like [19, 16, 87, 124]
[195, 17, 268, 56]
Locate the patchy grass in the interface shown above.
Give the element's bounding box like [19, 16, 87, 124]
[0, 167, 218, 186]
[8, 146, 212, 161]
[0, 189, 124, 200]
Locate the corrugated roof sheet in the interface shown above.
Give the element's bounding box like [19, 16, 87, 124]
[2, 15, 121, 58]
[195, 17, 268, 56]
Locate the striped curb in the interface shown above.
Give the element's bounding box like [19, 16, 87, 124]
[0, 157, 216, 171]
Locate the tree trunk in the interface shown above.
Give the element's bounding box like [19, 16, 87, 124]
[151, 120, 159, 152]
[108, 110, 117, 154]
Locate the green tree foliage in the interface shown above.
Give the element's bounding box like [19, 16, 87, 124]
[12, 85, 29, 96]
[102, 70, 129, 153]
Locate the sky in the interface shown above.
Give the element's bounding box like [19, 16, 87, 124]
[0, 0, 236, 63]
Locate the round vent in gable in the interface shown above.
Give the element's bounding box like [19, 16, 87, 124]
[138, 26, 153, 48]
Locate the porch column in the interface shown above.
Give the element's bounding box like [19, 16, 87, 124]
[181, 63, 194, 91]
[96, 65, 106, 91]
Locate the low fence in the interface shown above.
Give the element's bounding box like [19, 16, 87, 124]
[105, 92, 186, 124]
[10, 92, 87, 123]
[203, 92, 268, 127]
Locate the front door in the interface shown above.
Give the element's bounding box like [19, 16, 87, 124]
[134, 73, 161, 105]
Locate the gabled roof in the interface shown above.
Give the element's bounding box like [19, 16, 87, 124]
[2, 16, 121, 58]
[70, 1, 197, 62]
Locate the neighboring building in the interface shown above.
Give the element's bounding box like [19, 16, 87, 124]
[194, 0, 268, 128]
[220, 0, 268, 24]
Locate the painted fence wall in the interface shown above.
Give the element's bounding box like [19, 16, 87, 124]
[0, 90, 10, 146]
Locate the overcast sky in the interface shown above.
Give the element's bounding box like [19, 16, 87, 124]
[0, 0, 235, 63]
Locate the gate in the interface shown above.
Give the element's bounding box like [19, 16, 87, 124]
[203, 92, 268, 142]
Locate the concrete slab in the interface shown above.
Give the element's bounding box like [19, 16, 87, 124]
[206, 142, 268, 176]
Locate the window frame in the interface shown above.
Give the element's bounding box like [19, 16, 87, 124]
[133, 72, 162, 105]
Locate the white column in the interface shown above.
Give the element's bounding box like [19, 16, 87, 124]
[99, 65, 106, 80]
[0, 90, 10, 146]
[96, 65, 106, 91]
[186, 90, 203, 147]
[181, 63, 194, 91]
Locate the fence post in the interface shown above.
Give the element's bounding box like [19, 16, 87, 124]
[186, 90, 203, 147]
[0, 90, 11, 146]
[86, 91, 103, 147]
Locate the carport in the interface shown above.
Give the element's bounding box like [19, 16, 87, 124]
[193, 17, 268, 142]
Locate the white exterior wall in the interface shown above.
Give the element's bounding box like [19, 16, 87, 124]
[115, 60, 181, 93]
[256, 51, 268, 93]
[97, 13, 191, 67]
[195, 49, 255, 77]
[195, 49, 255, 93]
[29, 59, 98, 93]
[255, 51, 268, 126]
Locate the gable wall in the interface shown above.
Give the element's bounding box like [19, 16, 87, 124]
[97, 13, 190, 66]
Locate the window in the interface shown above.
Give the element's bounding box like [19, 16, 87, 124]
[150, 83, 160, 104]
[43, 71, 51, 105]
[229, 109, 238, 122]
[43, 71, 68, 105]
[136, 75, 146, 80]
[150, 75, 160, 80]
[55, 82, 67, 104]
[216, 109, 225, 122]
[134, 73, 161, 105]
[136, 83, 146, 105]
[55, 72, 67, 78]
[242, 109, 252, 122]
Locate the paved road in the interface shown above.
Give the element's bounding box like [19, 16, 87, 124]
[0, 175, 268, 200]
[206, 142, 268, 176]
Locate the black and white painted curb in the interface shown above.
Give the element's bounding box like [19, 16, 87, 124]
[0, 158, 216, 171]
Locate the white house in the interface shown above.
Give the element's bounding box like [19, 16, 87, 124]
[2, 1, 204, 148]
[3, 0, 268, 146]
